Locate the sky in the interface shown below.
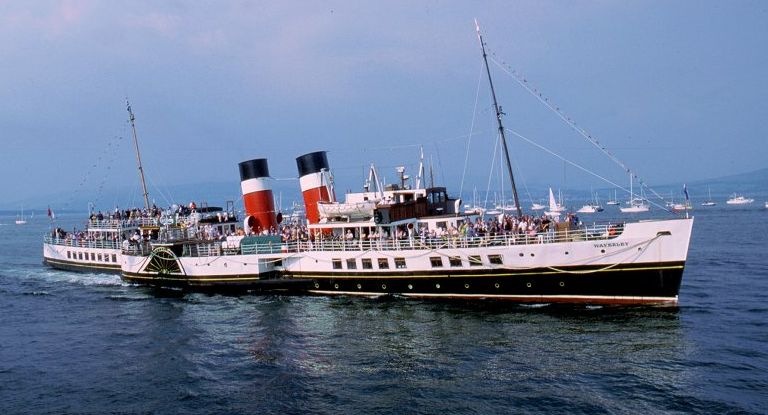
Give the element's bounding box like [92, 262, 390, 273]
[1, 1, 766, 210]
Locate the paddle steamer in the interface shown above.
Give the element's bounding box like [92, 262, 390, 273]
[119, 24, 694, 304]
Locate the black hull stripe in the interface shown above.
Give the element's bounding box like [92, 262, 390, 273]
[286, 262, 684, 279]
[120, 261, 684, 302]
[121, 261, 683, 281]
[43, 258, 121, 274]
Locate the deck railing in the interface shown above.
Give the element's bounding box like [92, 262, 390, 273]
[43, 235, 122, 250]
[120, 223, 624, 258]
[86, 218, 160, 230]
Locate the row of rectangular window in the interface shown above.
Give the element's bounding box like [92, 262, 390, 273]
[332, 254, 504, 270]
[66, 251, 118, 263]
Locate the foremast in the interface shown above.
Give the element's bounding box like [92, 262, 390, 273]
[126, 99, 151, 211]
[475, 20, 522, 217]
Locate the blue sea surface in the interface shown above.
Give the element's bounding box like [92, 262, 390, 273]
[1, 207, 766, 414]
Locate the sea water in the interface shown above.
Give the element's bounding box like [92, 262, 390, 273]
[0, 207, 766, 414]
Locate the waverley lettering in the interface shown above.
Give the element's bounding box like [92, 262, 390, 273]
[593, 242, 629, 248]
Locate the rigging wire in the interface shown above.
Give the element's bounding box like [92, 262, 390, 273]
[460, 61, 485, 199]
[487, 53, 668, 204]
[506, 127, 672, 212]
[483, 126, 500, 209]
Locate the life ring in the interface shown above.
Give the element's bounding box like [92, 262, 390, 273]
[608, 225, 617, 236]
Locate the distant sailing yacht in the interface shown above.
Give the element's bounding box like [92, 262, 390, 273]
[606, 189, 620, 206]
[15, 206, 27, 225]
[701, 186, 716, 207]
[544, 187, 566, 216]
[576, 192, 604, 213]
[620, 174, 650, 213]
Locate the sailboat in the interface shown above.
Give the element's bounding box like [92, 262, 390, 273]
[606, 189, 620, 206]
[620, 174, 650, 213]
[577, 192, 604, 213]
[544, 187, 566, 216]
[15, 206, 27, 225]
[701, 186, 716, 207]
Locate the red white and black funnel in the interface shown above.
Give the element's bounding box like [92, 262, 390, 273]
[239, 158, 277, 234]
[296, 151, 335, 225]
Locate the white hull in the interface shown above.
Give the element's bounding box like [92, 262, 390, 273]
[726, 197, 754, 205]
[576, 205, 604, 214]
[43, 241, 122, 273]
[620, 206, 650, 213]
[121, 218, 693, 304]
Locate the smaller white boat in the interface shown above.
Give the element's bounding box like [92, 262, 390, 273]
[619, 174, 649, 213]
[620, 198, 650, 213]
[544, 188, 566, 216]
[15, 206, 27, 225]
[606, 189, 620, 206]
[672, 202, 693, 212]
[576, 192, 604, 213]
[764, 201, 767, 209]
[530, 203, 546, 211]
[701, 186, 716, 207]
[577, 204, 603, 213]
[317, 200, 377, 220]
[726, 194, 754, 205]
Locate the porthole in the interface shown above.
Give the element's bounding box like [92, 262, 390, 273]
[565, 251, 569, 255]
[435, 283, 441, 289]
[381, 284, 387, 290]
[559, 281, 565, 287]
[314, 283, 320, 289]
[464, 283, 470, 289]
[494, 283, 500, 289]
[526, 282, 532, 288]
[334, 283, 339, 289]
[530, 253, 535, 257]
[224, 263, 227, 268]
[357, 284, 362, 290]
[407, 284, 413, 290]
[601, 249, 606, 254]
[638, 247, 642, 251]
[519, 253, 524, 257]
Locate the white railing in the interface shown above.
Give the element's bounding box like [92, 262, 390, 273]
[121, 223, 624, 258]
[87, 218, 160, 230]
[43, 235, 122, 250]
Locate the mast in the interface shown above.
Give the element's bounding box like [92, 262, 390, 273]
[475, 20, 522, 217]
[126, 99, 150, 211]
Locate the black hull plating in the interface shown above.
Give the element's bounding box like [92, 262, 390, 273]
[300, 262, 684, 305]
[43, 258, 122, 275]
[120, 261, 684, 304]
[121, 271, 315, 294]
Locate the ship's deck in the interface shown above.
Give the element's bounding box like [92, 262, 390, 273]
[122, 222, 627, 258]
